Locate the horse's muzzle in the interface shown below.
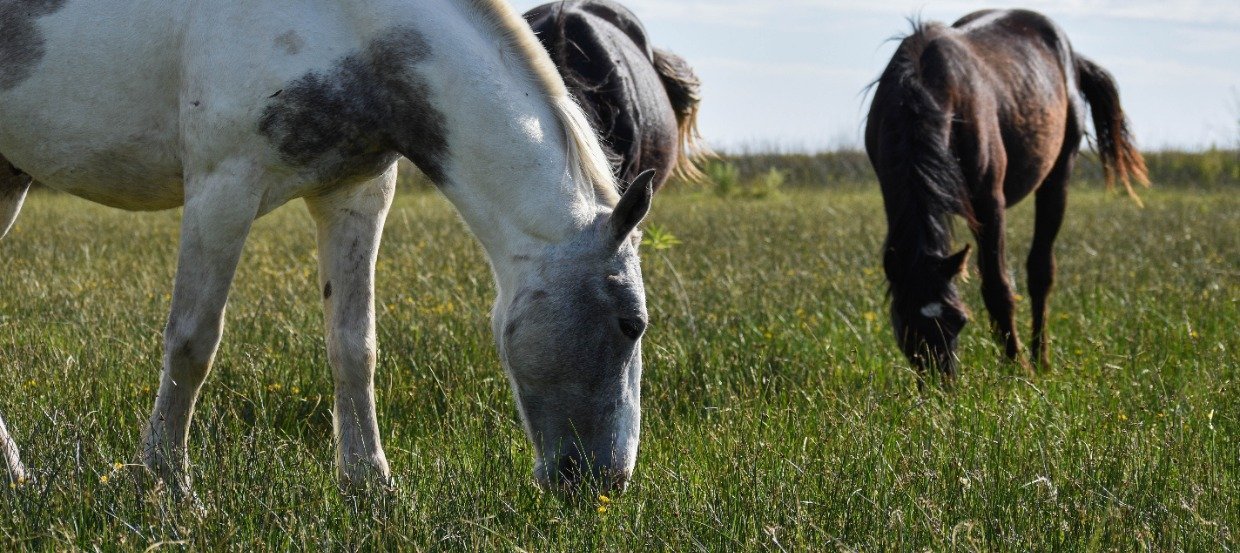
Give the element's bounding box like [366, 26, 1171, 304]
[536, 444, 630, 494]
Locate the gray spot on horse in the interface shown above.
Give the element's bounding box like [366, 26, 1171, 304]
[274, 30, 304, 56]
[258, 27, 450, 184]
[0, 0, 70, 90]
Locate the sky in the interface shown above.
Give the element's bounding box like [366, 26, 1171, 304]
[509, 0, 1240, 152]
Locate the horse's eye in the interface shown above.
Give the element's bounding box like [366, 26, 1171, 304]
[618, 317, 646, 340]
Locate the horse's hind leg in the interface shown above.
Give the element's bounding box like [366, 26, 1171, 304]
[0, 161, 32, 482]
[140, 160, 260, 495]
[304, 169, 396, 489]
[1027, 152, 1073, 369]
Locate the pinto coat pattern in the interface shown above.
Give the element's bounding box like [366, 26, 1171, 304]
[0, 0, 657, 493]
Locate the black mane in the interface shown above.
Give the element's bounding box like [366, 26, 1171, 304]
[865, 22, 974, 296]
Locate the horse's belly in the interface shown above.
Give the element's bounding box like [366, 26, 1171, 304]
[44, 154, 185, 211]
[0, 115, 186, 211]
[0, 0, 188, 211]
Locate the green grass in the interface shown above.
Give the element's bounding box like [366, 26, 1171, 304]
[0, 186, 1235, 550]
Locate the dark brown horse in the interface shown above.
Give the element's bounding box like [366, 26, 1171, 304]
[524, 0, 708, 191]
[865, 9, 1148, 379]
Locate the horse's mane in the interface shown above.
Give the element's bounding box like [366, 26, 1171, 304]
[870, 20, 975, 289]
[464, 0, 621, 206]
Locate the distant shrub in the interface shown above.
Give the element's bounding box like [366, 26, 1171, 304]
[667, 148, 1238, 190]
[704, 160, 740, 197]
[748, 168, 787, 199]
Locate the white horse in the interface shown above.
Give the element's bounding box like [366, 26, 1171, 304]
[0, 0, 657, 493]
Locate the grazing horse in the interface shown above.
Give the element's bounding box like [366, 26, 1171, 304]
[865, 10, 1148, 379]
[524, 0, 707, 191]
[0, 0, 658, 493]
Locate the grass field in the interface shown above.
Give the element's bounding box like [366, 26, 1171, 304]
[0, 185, 1235, 550]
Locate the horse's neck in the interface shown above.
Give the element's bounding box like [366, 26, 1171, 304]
[350, 0, 604, 279]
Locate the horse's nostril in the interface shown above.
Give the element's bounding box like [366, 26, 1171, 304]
[607, 471, 629, 493]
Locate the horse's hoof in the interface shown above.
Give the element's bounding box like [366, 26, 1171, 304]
[338, 472, 395, 495]
[337, 462, 394, 495]
[1013, 356, 1033, 376]
[5, 469, 32, 490]
[133, 453, 198, 500]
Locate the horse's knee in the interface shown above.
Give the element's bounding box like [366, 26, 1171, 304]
[1026, 253, 1056, 296]
[163, 320, 221, 377]
[980, 279, 1015, 309]
[327, 327, 377, 384]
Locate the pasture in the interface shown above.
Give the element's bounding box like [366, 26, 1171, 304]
[0, 182, 1235, 549]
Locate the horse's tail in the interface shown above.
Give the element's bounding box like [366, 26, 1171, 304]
[652, 48, 710, 183]
[1074, 55, 1149, 205]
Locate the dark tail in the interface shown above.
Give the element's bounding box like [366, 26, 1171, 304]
[1075, 55, 1149, 205]
[652, 48, 710, 182]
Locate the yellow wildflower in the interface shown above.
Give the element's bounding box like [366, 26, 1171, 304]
[99, 475, 109, 484]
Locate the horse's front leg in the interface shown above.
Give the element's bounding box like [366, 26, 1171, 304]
[305, 169, 396, 489]
[973, 199, 1027, 371]
[141, 162, 259, 495]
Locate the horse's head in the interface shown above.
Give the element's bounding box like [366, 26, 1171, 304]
[887, 245, 972, 377]
[493, 171, 655, 493]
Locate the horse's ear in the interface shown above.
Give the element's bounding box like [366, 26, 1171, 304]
[608, 170, 656, 245]
[941, 244, 972, 280]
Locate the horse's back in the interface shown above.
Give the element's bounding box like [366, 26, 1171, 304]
[0, 1, 388, 212]
[525, 0, 677, 186]
[951, 9, 1076, 97]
